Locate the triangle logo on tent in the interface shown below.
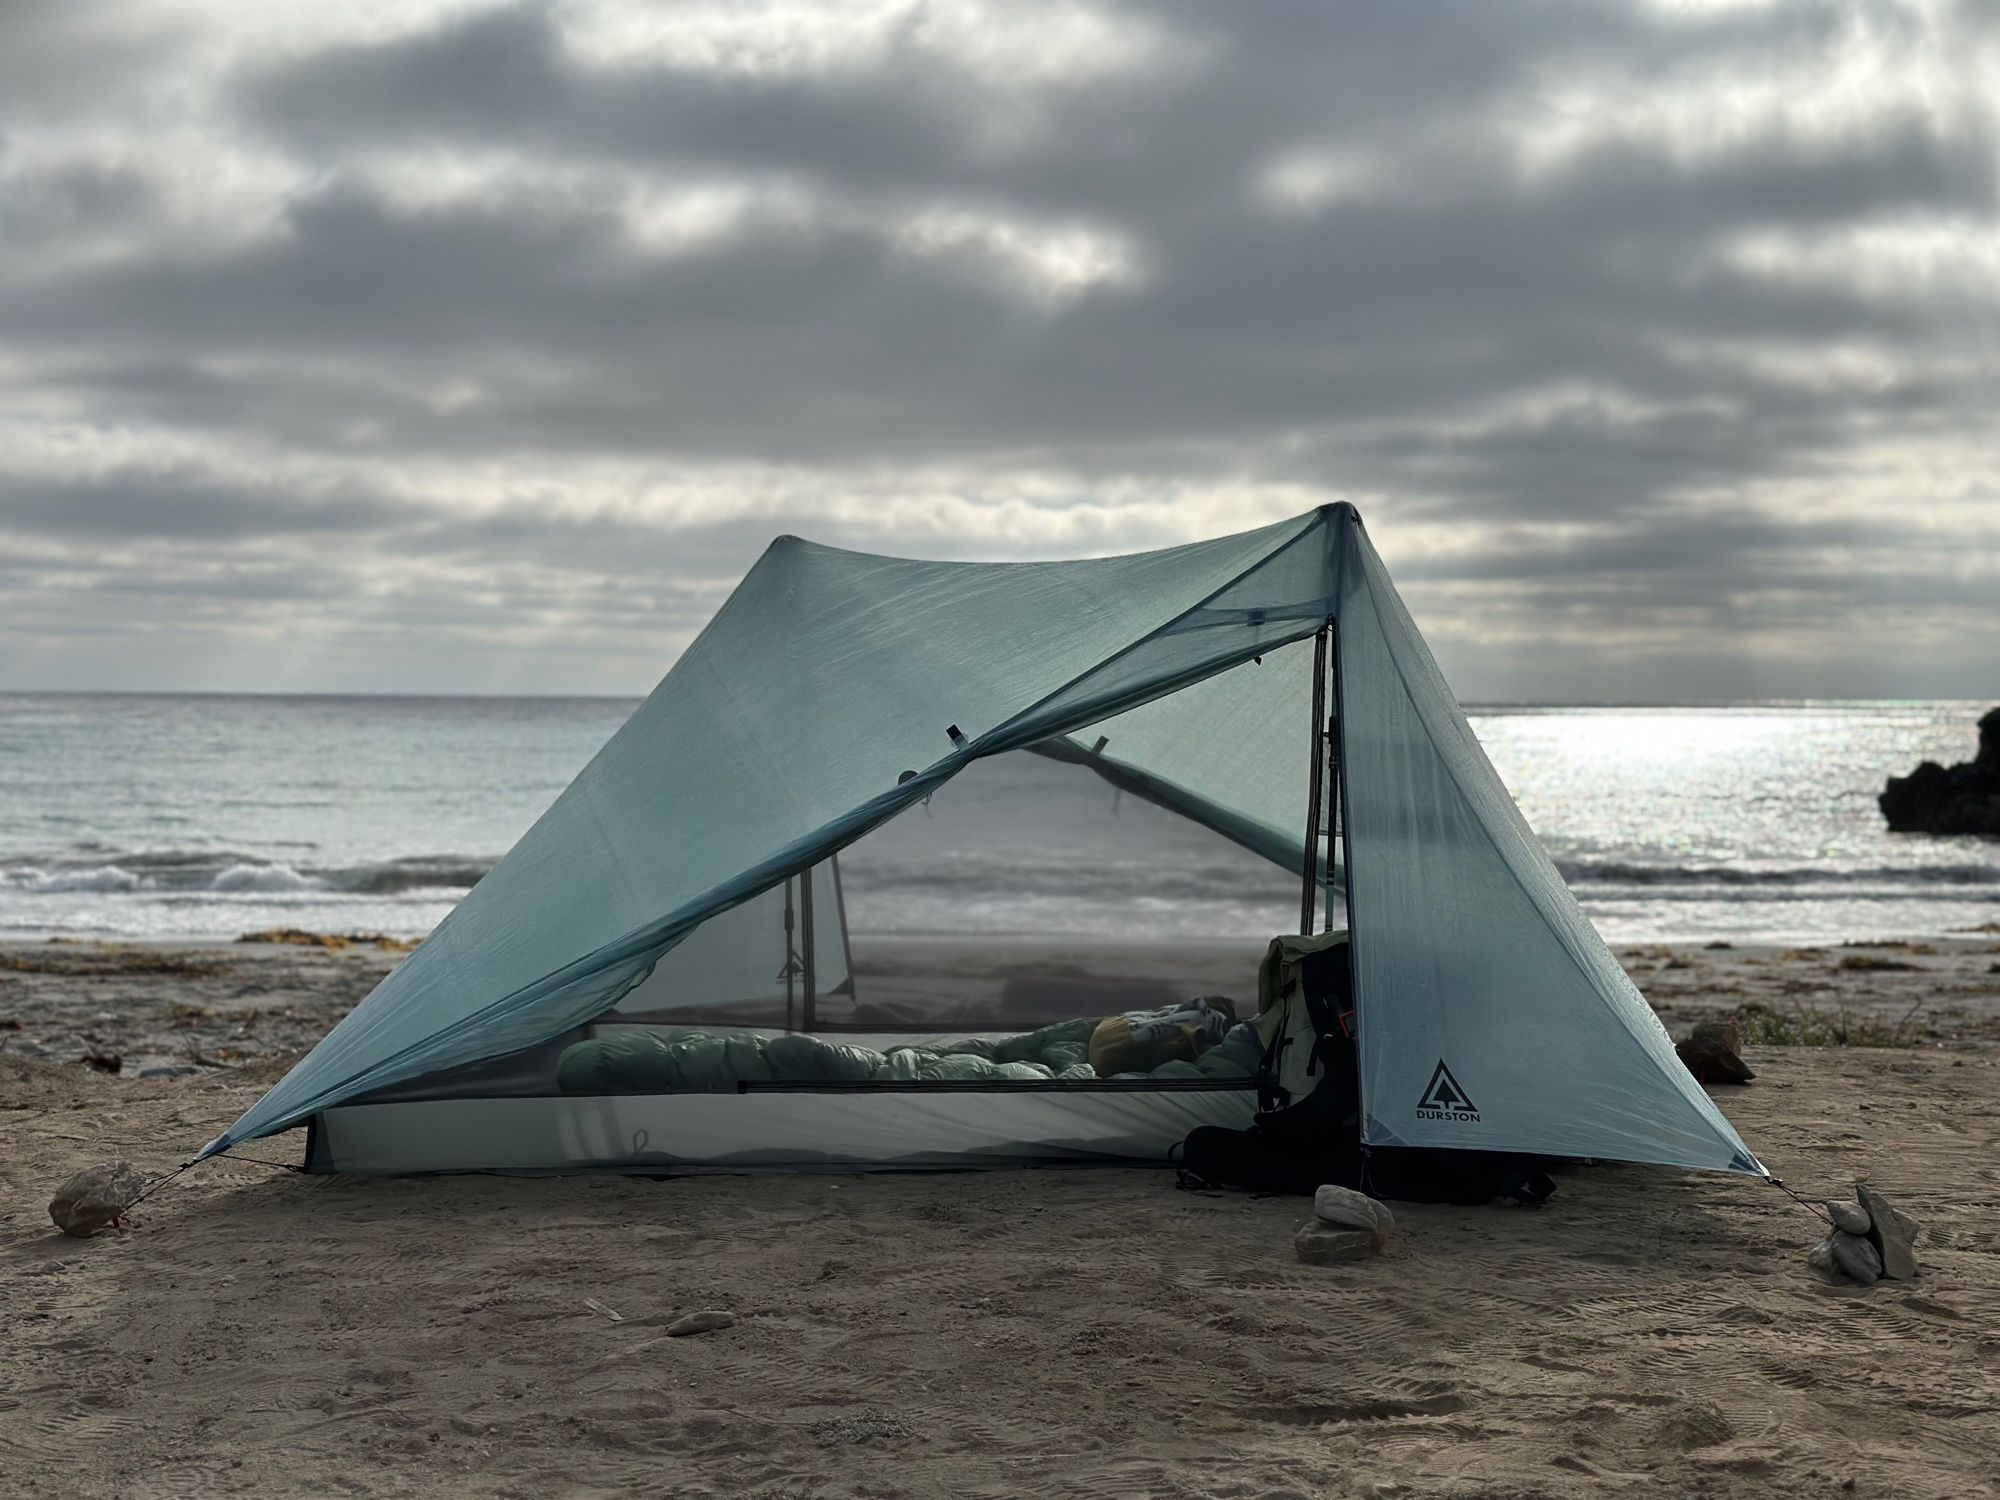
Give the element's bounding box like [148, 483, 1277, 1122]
[1416, 1060, 1480, 1123]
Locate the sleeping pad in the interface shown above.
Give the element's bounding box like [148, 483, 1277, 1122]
[554, 1015, 1263, 1095]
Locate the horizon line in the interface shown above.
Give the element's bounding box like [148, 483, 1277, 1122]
[1, 687, 1992, 710]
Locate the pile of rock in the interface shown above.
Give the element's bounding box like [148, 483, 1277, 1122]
[1879, 705, 2000, 835]
[1808, 1182, 1920, 1286]
[1295, 1184, 1395, 1264]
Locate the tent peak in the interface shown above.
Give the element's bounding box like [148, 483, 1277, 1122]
[762, 508, 1359, 580]
[753, 509, 1339, 572]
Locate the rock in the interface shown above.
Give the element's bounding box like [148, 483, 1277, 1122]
[1676, 1030, 1754, 1085]
[48, 1160, 147, 1238]
[1826, 1200, 1871, 1236]
[1295, 1221, 1379, 1265]
[1829, 1230, 1882, 1286]
[1313, 1184, 1395, 1239]
[1879, 706, 2000, 835]
[1855, 1182, 1920, 1280]
[665, 1310, 736, 1337]
[1806, 1235, 1837, 1277]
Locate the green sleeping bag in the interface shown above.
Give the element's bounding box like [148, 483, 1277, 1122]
[554, 1013, 1259, 1095]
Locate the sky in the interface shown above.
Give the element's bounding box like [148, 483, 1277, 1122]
[1, 0, 1997, 702]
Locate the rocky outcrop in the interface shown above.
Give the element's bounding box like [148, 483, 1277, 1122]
[1879, 707, 2000, 835]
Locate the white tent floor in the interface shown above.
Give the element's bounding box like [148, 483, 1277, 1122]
[308, 1085, 1259, 1174]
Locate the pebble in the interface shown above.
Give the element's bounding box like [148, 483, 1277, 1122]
[48, 1160, 147, 1238]
[1826, 1200, 1871, 1236]
[665, 1310, 736, 1337]
[808, 1414, 911, 1445]
[1855, 1183, 1920, 1280]
[1313, 1184, 1394, 1239]
[1295, 1222, 1378, 1265]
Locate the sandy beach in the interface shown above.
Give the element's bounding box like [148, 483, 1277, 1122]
[3, 935, 1998, 1498]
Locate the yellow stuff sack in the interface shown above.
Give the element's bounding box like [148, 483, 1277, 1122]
[1088, 996, 1237, 1078]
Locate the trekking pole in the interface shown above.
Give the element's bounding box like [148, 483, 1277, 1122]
[1299, 622, 1329, 935]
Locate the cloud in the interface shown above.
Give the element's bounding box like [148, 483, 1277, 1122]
[0, 0, 1996, 696]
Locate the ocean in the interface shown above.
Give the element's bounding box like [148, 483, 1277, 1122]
[1, 694, 1993, 947]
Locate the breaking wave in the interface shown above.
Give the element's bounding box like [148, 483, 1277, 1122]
[1556, 860, 1999, 889]
[212, 862, 320, 893]
[335, 857, 493, 894]
[837, 852, 1294, 905]
[0, 851, 493, 898]
[11, 865, 147, 894]
[8, 848, 1992, 910]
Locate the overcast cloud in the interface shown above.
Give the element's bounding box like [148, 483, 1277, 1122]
[2, 0, 1996, 699]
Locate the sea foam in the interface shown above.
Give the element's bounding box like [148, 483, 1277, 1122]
[211, 862, 324, 893]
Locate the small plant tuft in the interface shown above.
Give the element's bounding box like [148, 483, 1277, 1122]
[1723, 998, 1924, 1048]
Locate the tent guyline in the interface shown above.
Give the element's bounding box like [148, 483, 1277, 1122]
[194, 504, 1764, 1180]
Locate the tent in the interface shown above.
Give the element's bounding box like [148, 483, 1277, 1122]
[201, 504, 1763, 1179]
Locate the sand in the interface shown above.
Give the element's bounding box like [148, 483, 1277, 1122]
[3, 936, 1999, 1498]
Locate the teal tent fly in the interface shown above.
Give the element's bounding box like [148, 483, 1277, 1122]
[203, 505, 1762, 1178]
